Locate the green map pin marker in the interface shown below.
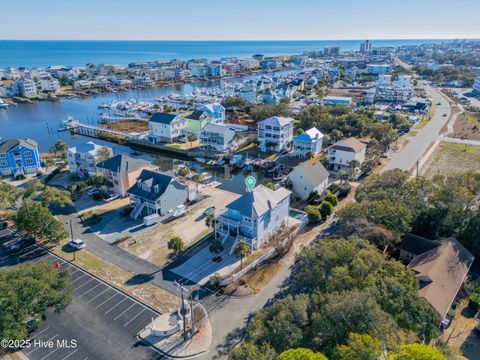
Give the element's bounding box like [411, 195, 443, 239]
[245, 175, 256, 191]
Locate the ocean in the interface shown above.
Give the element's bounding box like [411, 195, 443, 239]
[0, 39, 449, 68]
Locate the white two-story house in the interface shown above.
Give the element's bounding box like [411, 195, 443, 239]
[200, 123, 237, 152]
[148, 113, 187, 144]
[292, 127, 324, 157]
[327, 137, 366, 172]
[257, 116, 294, 153]
[67, 141, 112, 178]
[216, 185, 291, 251]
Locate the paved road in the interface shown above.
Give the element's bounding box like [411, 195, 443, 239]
[383, 84, 453, 173]
[57, 211, 178, 295]
[0, 242, 163, 360]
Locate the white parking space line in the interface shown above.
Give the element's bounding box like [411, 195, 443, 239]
[78, 283, 102, 297]
[74, 278, 95, 291]
[29, 327, 50, 339]
[25, 334, 58, 355]
[123, 309, 146, 327]
[61, 348, 78, 360]
[113, 303, 136, 320]
[96, 293, 119, 308]
[40, 346, 60, 360]
[104, 298, 127, 315]
[71, 274, 87, 284]
[86, 288, 110, 303]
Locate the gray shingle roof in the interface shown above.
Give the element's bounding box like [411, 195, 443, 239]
[0, 138, 38, 153]
[226, 185, 291, 218]
[186, 110, 205, 120]
[127, 170, 175, 201]
[96, 154, 150, 173]
[292, 161, 329, 186]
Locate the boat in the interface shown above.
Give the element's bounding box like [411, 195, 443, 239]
[0, 99, 8, 109]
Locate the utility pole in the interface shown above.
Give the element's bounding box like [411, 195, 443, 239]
[67, 219, 76, 261]
[174, 281, 189, 341]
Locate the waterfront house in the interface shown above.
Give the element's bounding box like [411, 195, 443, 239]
[127, 170, 189, 219]
[185, 103, 225, 136]
[148, 112, 187, 143]
[257, 116, 294, 153]
[67, 141, 113, 178]
[96, 154, 158, 197]
[288, 160, 329, 200]
[327, 137, 366, 173]
[400, 235, 474, 323]
[200, 123, 237, 152]
[0, 138, 41, 177]
[15, 78, 37, 98]
[292, 127, 324, 157]
[216, 185, 291, 251]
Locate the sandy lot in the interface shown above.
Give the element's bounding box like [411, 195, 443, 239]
[120, 186, 240, 267]
[453, 112, 480, 141]
[422, 142, 480, 178]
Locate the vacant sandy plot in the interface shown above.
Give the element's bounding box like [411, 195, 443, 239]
[422, 141, 480, 178]
[453, 112, 480, 140]
[120, 186, 240, 267]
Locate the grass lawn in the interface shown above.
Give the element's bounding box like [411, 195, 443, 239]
[414, 117, 431, 129]
[51, 240, 180, 313]
[163, 143, 182, 149]
[422, 141, 480, 178]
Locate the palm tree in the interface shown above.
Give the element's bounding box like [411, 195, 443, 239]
[338, 170, 350, 184]
[233, 240, 251, 269]
[205, 213, 217, 240]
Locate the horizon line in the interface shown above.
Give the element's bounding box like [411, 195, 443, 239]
[1, 37, 479, 42]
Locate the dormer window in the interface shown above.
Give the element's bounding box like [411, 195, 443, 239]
[137, 179, 142, 187]
[154, 185, 159, 193]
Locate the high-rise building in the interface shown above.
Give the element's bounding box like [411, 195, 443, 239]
[360, 40, 372, 52]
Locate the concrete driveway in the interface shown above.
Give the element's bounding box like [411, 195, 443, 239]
[171, 238, 239, 285]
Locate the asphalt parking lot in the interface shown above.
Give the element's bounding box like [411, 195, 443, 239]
[1, 242, 163, 360]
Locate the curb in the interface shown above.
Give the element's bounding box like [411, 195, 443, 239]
[137, 332, 208, 359]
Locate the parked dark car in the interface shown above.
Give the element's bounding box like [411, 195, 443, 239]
[0, 221, 8, 230]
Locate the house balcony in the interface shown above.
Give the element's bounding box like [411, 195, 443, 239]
[217, 214, 242, 227]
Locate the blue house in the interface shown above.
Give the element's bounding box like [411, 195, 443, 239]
[0, 138, 42, 177]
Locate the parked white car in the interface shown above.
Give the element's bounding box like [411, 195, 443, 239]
[69, 238, 86, 250]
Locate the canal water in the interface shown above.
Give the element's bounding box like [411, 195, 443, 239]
[0, 77, 273, 193]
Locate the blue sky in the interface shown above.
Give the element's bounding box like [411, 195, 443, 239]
[1, 0, 479, 40]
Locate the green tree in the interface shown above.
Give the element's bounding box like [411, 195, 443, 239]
[336, 333, 382, 360]
[205, 213, 217, 240]
[96, 146, 112, 162]
[390, 344, 446, 360]
[88, 174, 107, 191]
[279, 348, 328, 360]
[209, 238, 224, 256]
[233, 239, 251, 269]
[0, 262, 71, 343]
[187, 134, 197, 147]
[319, 202, 333, 219]
[324, 193, 338, 207]
[0, 181, 22, 209]
[168, 236, 185, 254]
[49, 140, 68, 157]
[229, 342, 276, 360]
[15, 201, 69, 244]
[306, 206, 322, 224]
[41, 186, 73, 208]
